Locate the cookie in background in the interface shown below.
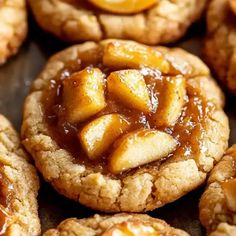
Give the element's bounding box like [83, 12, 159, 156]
[204, 0, 236, 95]
[199, 144, 236, 235]
[28, 0, 206, 44]
[0, 0, 27, 64]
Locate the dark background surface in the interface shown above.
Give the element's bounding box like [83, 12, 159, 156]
[0, 16, 235, 235]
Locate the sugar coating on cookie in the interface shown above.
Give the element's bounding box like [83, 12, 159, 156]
[21, 40, 229, 212]
[0, 0, 27, 64]
[204, 0, 236, 95]
[43, 213, 189, 236]
[199, 144, 236, 235]
[28, 0, 206, 44]
[0, 115, 40, 235]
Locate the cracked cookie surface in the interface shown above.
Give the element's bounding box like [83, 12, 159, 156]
[0, 114, 40, 235]
[43, 213, 189, 236]
[0, 0, 27, 64]
[204, 0, 236, 95]
[199, 145, 236, 236]
[28, 0, 206, 44]
[21, 39, 229, 212]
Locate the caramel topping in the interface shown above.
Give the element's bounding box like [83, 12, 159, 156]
[88, 0, 156, 14]
[102, 220, 159, 236]
[43, 42, 210, 176]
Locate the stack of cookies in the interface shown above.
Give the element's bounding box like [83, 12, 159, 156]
[0, 0, 236, 235]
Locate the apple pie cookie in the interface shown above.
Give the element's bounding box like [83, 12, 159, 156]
[28, 0, 206, 44]
[22, 40, 229, 212]
[43, 213, 189, 236]
[0, 0, 27, 64]
[199, 145, 236, 235]
[204, 0, 236, 95]
[0, 114, 40, 235]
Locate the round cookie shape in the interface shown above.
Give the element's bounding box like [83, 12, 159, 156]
[204, 0, 236, 95]
[21, 40, 229, 212]
[0, 0, 27, 64]
[27, 0, 206, 44]
[0, 115, 40, 235]
[199, 144, 236, 235]
[43, 213, 189, 236]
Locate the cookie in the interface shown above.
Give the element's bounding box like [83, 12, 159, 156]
[21, 39, 229, 212]
[43, 213, 189, 236]
[199, 145, 236, 235]
[28, 0, 206, 44]
[0, 114, 40, 235]
[0, 0, 27, 64]
[204, 0, 236, 95]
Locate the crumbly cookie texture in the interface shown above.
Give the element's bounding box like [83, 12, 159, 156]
[199, 145, 236, 235]
[0, 114, 40, 235]
[21, 40, 229, 212]
[204, 0, 236, 95]
[28, 0, 206, 44]
[43, 213, 189, 236]
[0, 0, 27, 64]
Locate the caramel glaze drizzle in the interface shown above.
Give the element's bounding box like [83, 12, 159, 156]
[43, 47, 212, 178]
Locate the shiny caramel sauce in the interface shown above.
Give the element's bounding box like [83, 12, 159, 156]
[43, 47, 211, 177]
[102, 220, 160, 236]
[0, 168, 14, 234]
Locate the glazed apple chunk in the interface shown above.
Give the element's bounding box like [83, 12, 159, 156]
[109, 129, 177, 174]
[107, 69, 152, 113]
[62, 67, 106, 123]
[79, 114, 130, 160]
[152, 76, 186, 127]
[103, 41, 170, 74]
[102, 220, 159, 236]
[89, 0, 156, 14]
[221, 178, 236, 212]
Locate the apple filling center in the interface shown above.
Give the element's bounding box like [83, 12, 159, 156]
[88, 0, 157, 14]
[43, 41, 209, 175]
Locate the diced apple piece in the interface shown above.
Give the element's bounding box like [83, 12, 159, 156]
[107, 70, 152, 113]
[109, 129, 177, 174]
[79, 114, 130, 160]
[89, 0, 156, 14]
[222, 178, 236, 212]
[62, 68, 106, 123]
[152, 76, 186, 127]
[103, 41, 170, 74]
[102, 220, 159, 236]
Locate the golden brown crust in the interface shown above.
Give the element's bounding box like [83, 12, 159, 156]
[0, 114, 40, 235]
[199, 145, 236, 235]
[21, 40, 229, 213]
[204, 0, 236, 94]
[0, 0, 27, 64]
[28, 0, 206, 44]
[43, 213, 189, 236]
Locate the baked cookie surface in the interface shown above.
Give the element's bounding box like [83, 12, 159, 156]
[0, 0, 27, 64]
[28, 0, 206, 44]
[22, 39, 229, 212]
[0, 114, 40, 235]
[205, 0, 236, 95]
[199, 144, 236, 236]
[43, 213, 189, 236]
